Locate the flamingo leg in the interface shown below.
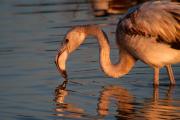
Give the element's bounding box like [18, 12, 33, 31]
[165, 65, 175, 85]
[154, 67, 160, 86]
[153, 85, 159, 101]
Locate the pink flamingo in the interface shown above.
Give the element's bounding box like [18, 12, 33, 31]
[55, 1, 180, 85]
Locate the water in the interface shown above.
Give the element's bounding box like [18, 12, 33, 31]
[0, 0, 180, 120]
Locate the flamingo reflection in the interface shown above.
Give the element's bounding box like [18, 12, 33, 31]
[54, 81, 180, 119]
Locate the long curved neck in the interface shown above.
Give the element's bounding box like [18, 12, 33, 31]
[84, 25, 136, 78]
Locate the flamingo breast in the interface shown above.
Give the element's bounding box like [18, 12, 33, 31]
[122, 35, 180, 67]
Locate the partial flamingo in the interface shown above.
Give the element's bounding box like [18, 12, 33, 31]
[55, 1, 180, 85]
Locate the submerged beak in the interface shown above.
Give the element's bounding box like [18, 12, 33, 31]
[55, 45, 68, 79]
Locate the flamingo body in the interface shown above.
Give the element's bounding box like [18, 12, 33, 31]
[116, 1, 180, 67]
[55, 1, 180, 85]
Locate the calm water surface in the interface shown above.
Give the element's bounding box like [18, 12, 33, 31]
[0, 0, 180, 120]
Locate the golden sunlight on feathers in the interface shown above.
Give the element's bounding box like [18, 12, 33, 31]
[55, 1, 180, 85]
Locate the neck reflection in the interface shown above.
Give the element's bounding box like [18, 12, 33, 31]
[97, 85, 134, 119]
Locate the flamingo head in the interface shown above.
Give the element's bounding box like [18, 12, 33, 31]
[55, 26, 86, 79]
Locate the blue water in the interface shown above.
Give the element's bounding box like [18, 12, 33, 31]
[0, 0, 179, 120]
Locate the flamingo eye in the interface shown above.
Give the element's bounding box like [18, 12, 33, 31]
[65, 39, 69, 43]
[61, 39, 69, 46]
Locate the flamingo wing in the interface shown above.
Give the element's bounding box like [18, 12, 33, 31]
[118, 1, 180, 46]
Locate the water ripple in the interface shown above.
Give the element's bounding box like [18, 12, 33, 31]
[14, 1, 90, 7]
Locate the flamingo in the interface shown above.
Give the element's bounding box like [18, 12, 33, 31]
[55, 1, 180, 85]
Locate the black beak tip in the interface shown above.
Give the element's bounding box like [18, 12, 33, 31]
[61, 70, 68, 79]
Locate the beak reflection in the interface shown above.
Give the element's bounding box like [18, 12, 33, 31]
[54, 81, 85, 118]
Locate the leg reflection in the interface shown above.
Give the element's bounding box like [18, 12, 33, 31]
[143, 85, 179, 120]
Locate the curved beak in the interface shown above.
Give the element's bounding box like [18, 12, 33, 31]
[55, 45, 68, 79]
